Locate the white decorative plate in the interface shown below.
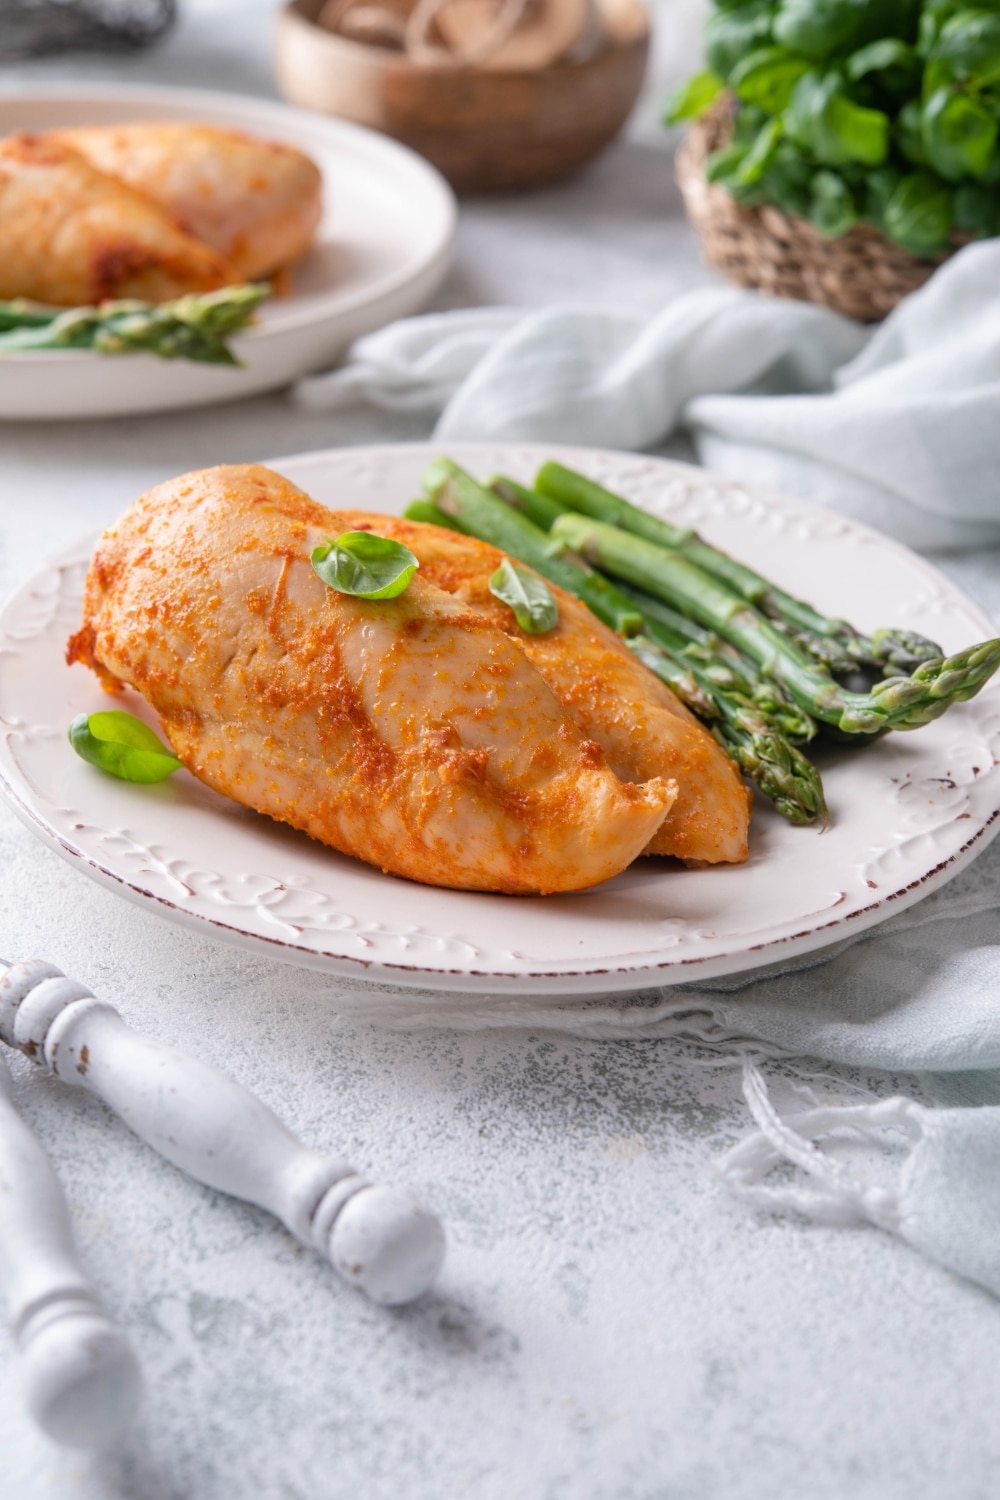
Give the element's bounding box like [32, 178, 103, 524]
[1, 444, 999, 996]
[0, 85, 456, 419]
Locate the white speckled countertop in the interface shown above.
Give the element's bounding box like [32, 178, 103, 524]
[3, 5, 1000, 1496]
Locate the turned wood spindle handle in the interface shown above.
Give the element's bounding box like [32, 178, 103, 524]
[0, 961, 445, 1307]
[0, 1049, 141, 1448]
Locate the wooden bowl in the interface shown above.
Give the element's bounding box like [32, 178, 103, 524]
[274, 0, 650, 192]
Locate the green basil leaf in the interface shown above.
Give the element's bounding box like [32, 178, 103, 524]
[488, 559, 559, 634]
[896, 97, 931, 163]
[775, 0, 919, 59]
[929, 8, 1000, 83]
[68, 710, 182, 783]
[864, 164, 903, 227]
[809, 168, 858, 234]
[311, 532, 419, 600]
[954, 179, 1000, 231]
[845, 36, 921, 98]
[705, 0, 775, 81]
[882, 170, 954, 253]
[663, 70, 726, 123]
[760, 137, 815, 201]
[731, 116, 785, 183]
[846, 36, 917, 75]
[919, 0, 1000, 55]
[706, 141, 752, 183]
[785, 72, 890, 166]
[773, 0, 867, 60]
[732, 102, 769, 142]
[922, 85, 999, 178]
[731, 48, 811, 113]
[919, 0, 960, 54]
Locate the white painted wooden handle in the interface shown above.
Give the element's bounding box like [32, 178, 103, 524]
[0, 962, 445, 1307]
[0, 1050, 141, 1448]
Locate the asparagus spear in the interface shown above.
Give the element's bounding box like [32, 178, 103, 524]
[418, 459, 645, 636]
[483, 477, 818, 744]
[607, 581, 817, 744]
[414, 463, 826, 822]
[630, 635, 827, 825]
[535, 461, 943, 675]
[550, 512, 1000, 735]
[0, 284, 268, 365]
[487, 475, 569, 532]
[642, 614, 816, 745]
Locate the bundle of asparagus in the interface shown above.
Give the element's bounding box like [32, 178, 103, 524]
[406, 458, 1000, 827]
[0, 283, 268, 364]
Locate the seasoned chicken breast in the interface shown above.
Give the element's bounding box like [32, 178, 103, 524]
[0, 133, 237, 305]
[52, 123, 323, 282]
[67, 465, 677, 896]
[354, 514, 751, 864]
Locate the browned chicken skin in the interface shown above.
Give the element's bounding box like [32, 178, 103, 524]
[358, 514, 751, 864]
[51, 123, 323, 283]
[68, 465, 680, 896]
[0, 133, 238, 305]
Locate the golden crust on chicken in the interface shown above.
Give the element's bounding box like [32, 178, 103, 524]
[0, 133, 238, 305]
[351, 513, 752, 864]
[51, 123, 322, 283]
[68, 465, 684, 896]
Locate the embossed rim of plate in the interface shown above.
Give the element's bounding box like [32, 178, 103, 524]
[1, 442, 999, 997]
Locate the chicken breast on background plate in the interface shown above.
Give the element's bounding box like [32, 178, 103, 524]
[0, 133, 237, 305]
[50, 123, 323, 284]
[68, 465, 684, 896]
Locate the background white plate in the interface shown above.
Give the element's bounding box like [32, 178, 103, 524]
[1, 443, 999, 996]
[0, 85, 456, 419]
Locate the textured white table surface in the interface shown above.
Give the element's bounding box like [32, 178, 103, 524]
[4, 6, 1000, 1498]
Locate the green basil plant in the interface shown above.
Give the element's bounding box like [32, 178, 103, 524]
[665, 0, 1000, 256]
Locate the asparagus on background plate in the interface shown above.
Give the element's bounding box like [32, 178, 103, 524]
[0, 283, 268, 365]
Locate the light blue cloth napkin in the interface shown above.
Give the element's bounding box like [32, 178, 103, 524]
[354, 838, 1000, 1299]
[296, 242, 1000, 1299]
[295, 238, 1000, 550]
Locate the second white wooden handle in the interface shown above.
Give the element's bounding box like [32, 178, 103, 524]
[0, 961, 445, 1307]
[0, 1050, 141, 1448]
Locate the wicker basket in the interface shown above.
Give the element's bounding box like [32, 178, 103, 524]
[676, 98, 954, 322]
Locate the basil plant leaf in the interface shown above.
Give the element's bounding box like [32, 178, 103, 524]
[730, 48, 811, 113]
[773, 0, 868, 61]
[663, 70, 726, 123]
[785, 71, 890, 167]
[489, 559, 559, 635]
[705, 0, 775, 80]
[922, 86, 998, 180]
[845, 36, 921, 98]
[68, 710, 182, 784]
[754, 136, 814, 213]
[882, 170, 954, 254]
[929, 9, 1000, 83]
[953, 180, 1000, 233]
[847, 36, 918, 76]
[311, 531, 419, 600]
[809, 169, 858, 235]
[865, 164, 903, 229]
[732, 116, 785, 185]
[730, 103, 767, 141]
[896, 97, 931, 163]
